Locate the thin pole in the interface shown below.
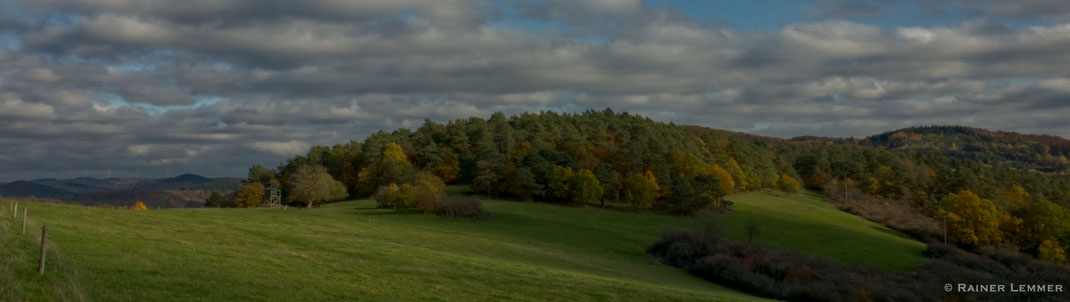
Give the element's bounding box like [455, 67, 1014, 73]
[39, 226, 48, 275]
[13, 202, 17, 219]
[22, 208, 27, 234]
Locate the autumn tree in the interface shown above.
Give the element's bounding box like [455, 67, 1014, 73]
[569, 169, 602, 205]
[375, 183, 416, 210]
[645, 170, 662, 198]
[1038, 238, 1067, 264]
[1016, 199, 1070, 255]
[379, 142, 414, 187]
[413, 171, 446, 211]
[672, 150, 706, 179]
[622, 172, 656, 208]
[232, 182, 266, 208]
[777, 172, 801, 193]
[1003, 185, 1030, 211]
[708, 165, 735, 195]
[287, 165, 347, 208]
[546, 165, 574, 201]
[939, 190, 1003, 248]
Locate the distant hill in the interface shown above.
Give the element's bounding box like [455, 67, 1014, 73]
[4, 174, 242, 208]
[863, 126, 1070, 173]
[0, 181, 77, 200]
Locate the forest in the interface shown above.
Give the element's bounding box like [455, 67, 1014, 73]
[236, 109, 1070, 264]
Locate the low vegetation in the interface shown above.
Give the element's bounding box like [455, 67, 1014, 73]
[648, 219, 1070, 301]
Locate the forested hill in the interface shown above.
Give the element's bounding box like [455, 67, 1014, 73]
[250, 109, 1070, 262]
[862, 126, 1070, 173]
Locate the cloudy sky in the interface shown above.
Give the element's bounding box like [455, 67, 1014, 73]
[2, 0, 1070, 181]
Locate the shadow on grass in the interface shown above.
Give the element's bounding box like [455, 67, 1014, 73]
[870, 225, 918, 241]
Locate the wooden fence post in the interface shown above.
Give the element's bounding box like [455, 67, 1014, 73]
[39, 225, 47, 275]
[13, 202, 17, 219]
[22, 208, 27, 234]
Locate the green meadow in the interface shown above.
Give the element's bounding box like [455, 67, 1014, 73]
[1, 190, 926, 301]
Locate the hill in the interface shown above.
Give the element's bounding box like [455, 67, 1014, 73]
[0, 181, 76, 200]
[864, 126, 1070, 173]
[2, 175, 243, 208]
[2, 190, 928, 301]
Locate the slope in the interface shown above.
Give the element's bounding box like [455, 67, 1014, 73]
[717, 191, 928, 271]
[1, 198, 767, 301]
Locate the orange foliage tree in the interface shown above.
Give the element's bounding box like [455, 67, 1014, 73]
[131, 202, 148, 210]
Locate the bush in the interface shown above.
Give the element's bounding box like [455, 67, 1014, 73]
[650, 226, 1070, 302]
[776, 173, 801, 193]
[131, 202, 148, 210]
[435, 196, 487, 219]
[374, 183, 415, 209]
[413, 171, 446, 211]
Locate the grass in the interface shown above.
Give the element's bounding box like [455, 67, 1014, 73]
[0, 198, 766, 301]
[717, 190, 929, 272]
[0, 190, 928, 301]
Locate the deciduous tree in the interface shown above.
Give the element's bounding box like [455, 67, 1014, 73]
[569, 169, 602, 205]
[287, 165, 347, 208]
[622, 172, 656, 208]
[939, 190, 1003, 248]
[232, 182, 266, 208]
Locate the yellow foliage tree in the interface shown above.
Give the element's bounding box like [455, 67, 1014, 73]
[546, 165, 575, 201]
[708, 165, 734, 195]
[777, 173, 801, 193]
[1002, 185, 1030, 211]
[644, 170, 662, 198]
[725, 158, 747, 191]
[940, 190, 1003, 247]
[131, 202, 148, 210]
[671, 150, 706, 179]
[382, 142, 409, 165]
[1038, 238, 1067, 264]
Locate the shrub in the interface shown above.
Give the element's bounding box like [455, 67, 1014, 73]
[1038, 238, 1067, 264]
[413, 171, 446, 211]
[374, 183, 415, 209]
[650, 226, 1070, 302]
[776, 173, 801, 193]
[131, 202, 148, 210]
[435, 196, 487, 219]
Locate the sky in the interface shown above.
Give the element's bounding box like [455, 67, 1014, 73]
[2, 0, 1070, 181]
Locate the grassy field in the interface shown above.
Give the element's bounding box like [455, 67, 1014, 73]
[1, 198, 766, 301]
[718, 191, 928, 271]
[0, 190, 927, 301]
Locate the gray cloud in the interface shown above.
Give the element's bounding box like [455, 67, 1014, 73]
[1, 1, 1070, 181]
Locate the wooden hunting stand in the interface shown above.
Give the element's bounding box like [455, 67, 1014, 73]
[267, 186, 282, 207]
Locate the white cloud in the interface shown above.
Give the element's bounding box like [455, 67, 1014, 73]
[252, 140, 311, 156]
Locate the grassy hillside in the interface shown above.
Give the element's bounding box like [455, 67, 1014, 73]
[717, 191, 928, 272]
[1, 192, 927, 301]
[1, 198, 766, 301]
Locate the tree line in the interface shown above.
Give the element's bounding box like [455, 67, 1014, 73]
[228, 109, 1070, 263]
